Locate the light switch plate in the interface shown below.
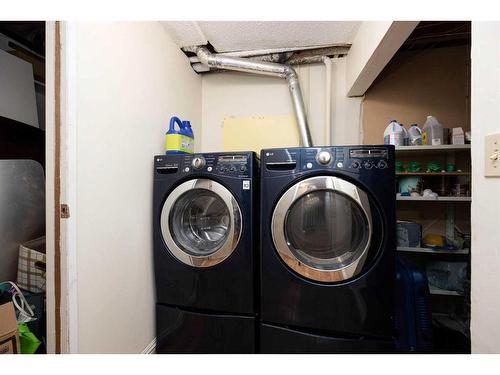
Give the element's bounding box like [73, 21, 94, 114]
[485, 133, 500, 177]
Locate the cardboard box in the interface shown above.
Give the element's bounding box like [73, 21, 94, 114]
[0, 302, 20, 354]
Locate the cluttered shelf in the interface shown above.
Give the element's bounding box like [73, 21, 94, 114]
[396, 172, 470, 176]
[396, 196, 471, 201]
[397, 246, 469, 255]
[396, 159, 471, 200]
[395, 144, 471, 153]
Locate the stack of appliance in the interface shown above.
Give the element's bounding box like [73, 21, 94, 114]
[153, 152, 258, 353]
[259, 146, 397, 353]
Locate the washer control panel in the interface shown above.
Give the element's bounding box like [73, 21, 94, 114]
[155, 153, 253, 177]
[214, 155, 249, 175]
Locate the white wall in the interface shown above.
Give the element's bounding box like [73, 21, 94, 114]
[331, 58, 363, 146]
[471, 21, 500, 353]
[72, 22, 201, 353]
[200, 58, 362, 152]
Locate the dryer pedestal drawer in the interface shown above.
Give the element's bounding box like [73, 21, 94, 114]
[156, 304, 256, 354]
[260, 323, 395, 354]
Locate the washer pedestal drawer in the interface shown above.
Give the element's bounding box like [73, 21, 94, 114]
[156, 304, 255, 354]
[260, 323, 395, 354]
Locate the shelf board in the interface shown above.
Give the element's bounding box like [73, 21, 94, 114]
[396, 172, 470, 176]
[429, 286, 463, 296]
[395, 145, 471, 152]
[397, 247, 469, 255]
[396, 196, 471, 202]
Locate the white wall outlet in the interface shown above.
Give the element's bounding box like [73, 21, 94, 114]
[485, 133, 500, 177]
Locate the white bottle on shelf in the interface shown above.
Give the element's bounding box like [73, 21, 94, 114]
[408, 124, 423, 145]
[400, 124, 410, 145]
[383, 120, 405, 146]
[422, 116, 444, 146]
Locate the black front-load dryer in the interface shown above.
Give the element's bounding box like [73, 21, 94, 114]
[153, 152, 258, 353]
[260, 146, 396, 352]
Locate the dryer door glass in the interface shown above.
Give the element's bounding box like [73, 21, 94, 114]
[160, 178, 242, 268]
[285, 190, 370, 270]
[271, 176, 373, 282]
[169, 189, 230, 256]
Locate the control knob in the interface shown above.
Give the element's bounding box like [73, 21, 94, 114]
[377, 160, 388, 169]
[316, 151, 332, 165]
[191, 156, 206, 170]
[350, 161, 361, 169]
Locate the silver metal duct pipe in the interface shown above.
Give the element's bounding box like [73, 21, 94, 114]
[194, 46, 313, 147]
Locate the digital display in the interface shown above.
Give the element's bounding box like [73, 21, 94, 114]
[218, 155, 247, 163]
[349, 149, 387, 158]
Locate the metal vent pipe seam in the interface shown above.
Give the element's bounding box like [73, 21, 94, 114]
[194, 46, 313, 147]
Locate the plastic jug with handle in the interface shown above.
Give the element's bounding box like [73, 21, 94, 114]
[383, 120, 405, 146]
[408, 124, 423, 145]
[422, 116, 443, 146]
[165, 116, 195, 154]
[400, 124, 410, 145]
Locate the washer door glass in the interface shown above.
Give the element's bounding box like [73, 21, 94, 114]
[285, 190, 370, 270]
[160, 179, 242, 268]
[169, 189, 230, 256]
[272, 176, 373, 282]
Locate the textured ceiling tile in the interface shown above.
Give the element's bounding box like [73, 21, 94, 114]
[163, 21, 360, 52]
[161, 21, 207, 47]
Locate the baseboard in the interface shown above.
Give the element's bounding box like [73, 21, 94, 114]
[141, 337, 157, 354]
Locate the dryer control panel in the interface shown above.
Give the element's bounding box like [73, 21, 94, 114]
[301, 147, 390, 171]
[262, 146, 393, 176]
[154, 152, 255, 178]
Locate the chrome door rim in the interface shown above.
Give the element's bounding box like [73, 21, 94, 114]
[271, 176, 373, 282]
[161, 178, 242, 268]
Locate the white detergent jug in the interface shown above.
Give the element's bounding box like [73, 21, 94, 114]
[400, 124, 410, 145]
[408, 124, 423, 145]
[383, 120, 405, 146]
[422, 116, 443, 145]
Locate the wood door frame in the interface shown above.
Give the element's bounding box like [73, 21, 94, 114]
[46, 20, 79, 354]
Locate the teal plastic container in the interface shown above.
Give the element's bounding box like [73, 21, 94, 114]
[165, 116, 194, 155]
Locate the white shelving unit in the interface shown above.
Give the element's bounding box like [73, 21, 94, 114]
[396, 144, 471, 306]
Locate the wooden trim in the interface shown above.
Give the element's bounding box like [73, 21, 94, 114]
[346, 21, 419, 97]
[54, 20, 62, 354]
